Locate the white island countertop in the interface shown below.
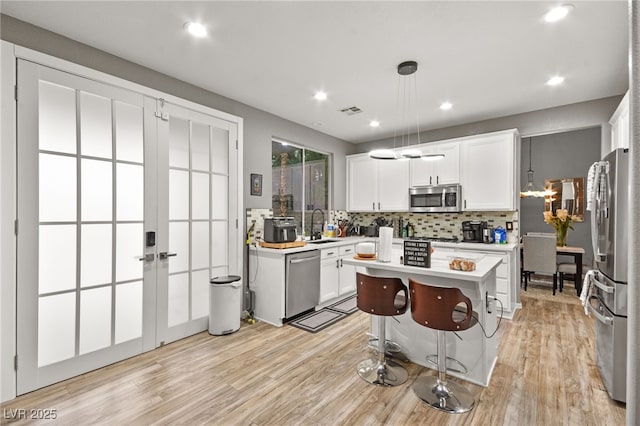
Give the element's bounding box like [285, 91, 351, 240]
[343, 252, 501, 282]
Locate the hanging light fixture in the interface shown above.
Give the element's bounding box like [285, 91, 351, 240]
[368, 61, 444, 161]
[520, 137, 547, 198]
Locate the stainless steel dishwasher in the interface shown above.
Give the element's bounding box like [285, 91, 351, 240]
[285, 250, 321, 318]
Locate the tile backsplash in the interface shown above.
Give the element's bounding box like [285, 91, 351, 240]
[246, 208, 519, 242]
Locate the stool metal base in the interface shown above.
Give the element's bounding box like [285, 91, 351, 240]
[413, 376, 475, 414]
[425, 354, 469, 375]
[357, 358, 408, 387]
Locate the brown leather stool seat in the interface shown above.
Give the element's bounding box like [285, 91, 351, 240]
[409, 278, 478, 414]
[355, 272, 409, 387]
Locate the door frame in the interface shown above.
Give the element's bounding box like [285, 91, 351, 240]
[0, 43, 243, 401]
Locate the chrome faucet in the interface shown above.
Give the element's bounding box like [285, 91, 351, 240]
[310, 208, 324, 240]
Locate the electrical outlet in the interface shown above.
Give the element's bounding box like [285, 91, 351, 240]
[506, 221, 513, 231]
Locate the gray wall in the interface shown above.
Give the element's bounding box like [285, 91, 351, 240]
[0, 14, 356, 212]
[520, 127, 601, 265]
[353, 96, 623, 157]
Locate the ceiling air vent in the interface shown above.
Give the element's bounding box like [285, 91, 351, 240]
[339, 106, 362, 116]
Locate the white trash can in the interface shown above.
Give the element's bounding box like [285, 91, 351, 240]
[208, 275, 242, 335]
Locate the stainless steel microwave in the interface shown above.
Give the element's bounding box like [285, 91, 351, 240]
[409, 184, 462, 213]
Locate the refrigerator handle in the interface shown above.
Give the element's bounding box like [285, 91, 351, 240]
[591, 273, 614, 294]
[587, 296, 614, 325]
[590, 163, 608, 262]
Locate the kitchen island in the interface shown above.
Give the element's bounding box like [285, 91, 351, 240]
[343, 253, 501, 387]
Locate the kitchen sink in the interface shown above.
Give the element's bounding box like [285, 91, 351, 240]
[307, 239, 338, 244]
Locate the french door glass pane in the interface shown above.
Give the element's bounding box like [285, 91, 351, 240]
[211, 128, 229, 174]
[38, 224, 76, 294]
[39, 81, 76, 154]
[80, 224, 112, 288]
[39, 154, 76, 222]
[168, 273, 189, 327]
[211, 175, 228, 220]
[191, 122, 210, 171]
[79, 287, 112, 355]
[115, 101, 143, 163]
[169, 222, 189, 273]
[211, 222, 228, 267]
[38, 293, 75, 367]
[169, 170, 189, 220]
[81, 159, 112, 221]
[191, 270, 209, 319]
[80, 91, 112, 159]
[169, 117, 189, 168]
[116, 163, 144, 221]
[191, 172, 209, 220]
[115, 223, 143, 282]
[191, 222, 209, 270]
[115, 281, 143, 344]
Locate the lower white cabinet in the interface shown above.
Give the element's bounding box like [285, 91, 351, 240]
[320, 245, 357, 303]
[456, 245, 518, 317]
[338, 245, 356, 294]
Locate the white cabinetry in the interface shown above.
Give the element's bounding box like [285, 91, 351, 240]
[460, 130, 518, 211]
[320, 248, 340, 303]
[609, 91, 629, 153]
[320, 245, 357, 303]
[410, 142, 460, 186]
[456, 245, 518, 318]
[338, 245, 356, 295]
[347, 154, 409, 212]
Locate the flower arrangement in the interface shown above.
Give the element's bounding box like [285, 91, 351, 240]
[543, 209, 577, 246]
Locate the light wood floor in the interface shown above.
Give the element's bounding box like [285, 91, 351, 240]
[2, 282, 626, 425]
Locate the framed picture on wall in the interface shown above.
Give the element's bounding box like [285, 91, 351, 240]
[250, 173, 262, 196]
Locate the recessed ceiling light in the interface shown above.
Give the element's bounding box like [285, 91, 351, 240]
[313, 91, 327, 101]
[440, 102, 453, 110]
[545, 5, 574, 22]
[369, 120, 380, 128]
[546, 76, 565, 86]
[184, 22, 207, 38]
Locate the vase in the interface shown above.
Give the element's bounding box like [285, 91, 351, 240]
[556, 226, 568, 247]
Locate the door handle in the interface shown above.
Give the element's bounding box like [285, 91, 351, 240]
[138, 253, 155, 262]
[159, 252, 177, 260]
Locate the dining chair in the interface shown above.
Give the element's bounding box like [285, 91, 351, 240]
[523, 234, 559, 295]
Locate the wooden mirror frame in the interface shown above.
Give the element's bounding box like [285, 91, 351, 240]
[544, 177, 585, 222]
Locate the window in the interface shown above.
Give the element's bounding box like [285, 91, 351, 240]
[271, 140, 330, 237]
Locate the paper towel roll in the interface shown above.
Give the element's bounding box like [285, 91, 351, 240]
[378, 226, 393, 263]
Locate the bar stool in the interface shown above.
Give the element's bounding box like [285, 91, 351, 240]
[355, 272, 409, 387]
[408, 278, 478, 414]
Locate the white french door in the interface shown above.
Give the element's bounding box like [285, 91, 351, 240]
[16, 60, 239, 394]
[154, 101, 238, 345]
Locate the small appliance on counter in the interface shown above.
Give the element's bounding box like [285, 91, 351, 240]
[263, 217, 297, 243]
[462, 220, 486, 243]
[483, 226, 494, 244]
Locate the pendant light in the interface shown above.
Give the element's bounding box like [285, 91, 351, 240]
[368, 61, 444, 161]
[520, 137, 546, 198]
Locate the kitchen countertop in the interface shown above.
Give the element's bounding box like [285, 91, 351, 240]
[249, 236, 518, 255]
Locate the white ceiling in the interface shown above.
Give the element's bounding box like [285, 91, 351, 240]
[1, 1, 629, 144]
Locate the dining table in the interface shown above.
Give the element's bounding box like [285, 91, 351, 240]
[520, 244, 586, 295]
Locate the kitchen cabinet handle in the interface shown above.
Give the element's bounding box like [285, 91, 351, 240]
[327, 251, 335, 256]
[378, 202, 380, 210]
[340, 259, 343, 267]
[373, 202, 375, 210]
[436, 176, 440, 185]
[429, 176, 432, 185]
[336, 259, 340, 268]
[464, 200, 467, 209]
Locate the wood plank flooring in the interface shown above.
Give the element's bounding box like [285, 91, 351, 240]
[1, 283, 626, 425]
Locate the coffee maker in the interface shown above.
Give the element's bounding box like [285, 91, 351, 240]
[462, 220, 486, 243]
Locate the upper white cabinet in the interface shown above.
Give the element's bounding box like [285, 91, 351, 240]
[609, 91, 629, 153]
[347, 154, 409, 212]
[460, 130, 519, 211]
[410, 142, 460, 186]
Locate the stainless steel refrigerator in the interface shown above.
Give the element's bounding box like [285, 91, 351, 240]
[588, 147, 628, 402]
